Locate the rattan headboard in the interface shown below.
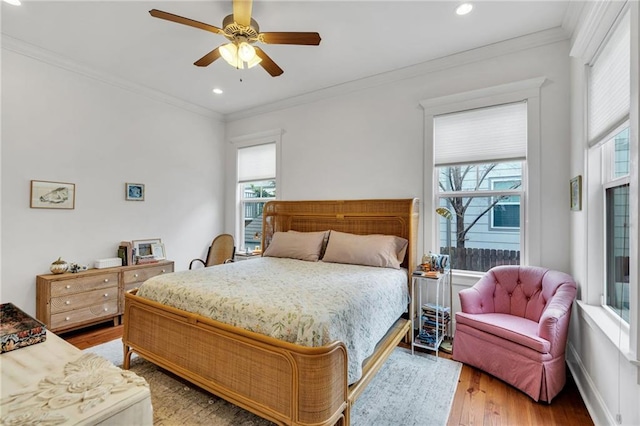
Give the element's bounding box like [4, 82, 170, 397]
[261, 199, 419, 277]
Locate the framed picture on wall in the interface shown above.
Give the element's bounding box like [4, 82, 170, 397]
[30, 180, 75, 209]
[570, 175, 582, 211]
[126, 183, 145, 201]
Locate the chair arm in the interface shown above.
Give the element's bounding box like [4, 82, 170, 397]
[459, 275, 498, 314]
[459, 287, 488, 314]
[537, 285, 575, 355]
[189, 258, 206, 270]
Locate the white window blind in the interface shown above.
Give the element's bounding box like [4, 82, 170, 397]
[238, 143, 276, 183]
[434, 102, 527, 166]
[588, 11, 630, 146]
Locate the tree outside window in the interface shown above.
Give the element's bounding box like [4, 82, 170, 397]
[437, 162, 523, 272]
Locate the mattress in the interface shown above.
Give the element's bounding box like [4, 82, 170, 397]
[137, 257, 409, 383]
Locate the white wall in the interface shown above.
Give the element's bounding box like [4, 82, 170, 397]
[1, 49, 226, 316]
[225, 39, 572, 276]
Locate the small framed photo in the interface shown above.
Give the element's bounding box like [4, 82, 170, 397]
[151, 243, 166, 260]
[570, 175, 582, 211]
[132, 238, 161, 257]
[126, 183, 145, 201]
[30, 180, 75, 209]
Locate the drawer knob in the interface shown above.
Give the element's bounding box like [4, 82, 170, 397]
[65, 285, 71, 289]
[104, 293, 109, 297]
[65, 317, 70, 321]
[104, 308, 108, 312]
[134, 273, 139, 278]
[103, 278, 109, 283]
[161, 269, 166, 273]
[65, 301, 70, 305]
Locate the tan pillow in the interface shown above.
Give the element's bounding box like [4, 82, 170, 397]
[263, 231, 326, 261]
[322, 231, 408, 269]
[288, 230, 330, 258]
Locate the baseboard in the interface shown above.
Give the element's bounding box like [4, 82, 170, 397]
[566, 341, 617, 426]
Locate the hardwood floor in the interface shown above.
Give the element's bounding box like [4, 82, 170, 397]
[62, 323, 593, 426]
[62, 322, 124, 350]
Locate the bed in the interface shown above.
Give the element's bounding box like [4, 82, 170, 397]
[122, 198, 419, 426]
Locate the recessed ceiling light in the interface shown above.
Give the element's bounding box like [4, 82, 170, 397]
[456, 3, 473, 16]
[3, 0, 22, 6]
[212, 88, 223, 95]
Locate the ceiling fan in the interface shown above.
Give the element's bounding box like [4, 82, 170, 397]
[149, 0, 321, 77]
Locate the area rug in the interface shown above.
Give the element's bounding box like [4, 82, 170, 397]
[85, 340, 461, 425]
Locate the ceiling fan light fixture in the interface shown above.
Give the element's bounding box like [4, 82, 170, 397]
[245, 55, 262, 69]
[220, 42, 239, 66]
[238, 41, 256, 62]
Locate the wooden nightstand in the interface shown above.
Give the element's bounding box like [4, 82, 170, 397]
[234, 252, 262, 261]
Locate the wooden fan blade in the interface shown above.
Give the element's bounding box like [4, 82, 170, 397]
[259, 32, 321, 45]
[194, 47, 222, 67]
[149, 9, 223, 35]
[233, 0, 253, 27]
[255, 47, 283, 77]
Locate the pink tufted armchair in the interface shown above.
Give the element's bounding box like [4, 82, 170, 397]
[453, 265, 577, 402]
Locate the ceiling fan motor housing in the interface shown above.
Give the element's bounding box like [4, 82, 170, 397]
[222, 14, 260, 43]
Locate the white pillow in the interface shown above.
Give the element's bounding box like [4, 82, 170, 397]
[321, 231, 408, 269]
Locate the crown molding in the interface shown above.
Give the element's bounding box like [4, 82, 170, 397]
[562, 1, 587, 39]
[224, 26, 570, 122]
[229, 128, 284, 145]
[1, 35, 223, 121]
[419, 76, 547, 115]
[569, 0, 627, 62]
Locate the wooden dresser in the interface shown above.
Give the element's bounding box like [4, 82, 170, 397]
[36, 260, 174, 333]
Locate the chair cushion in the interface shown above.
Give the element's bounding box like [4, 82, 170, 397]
[456, 312, 550, 354]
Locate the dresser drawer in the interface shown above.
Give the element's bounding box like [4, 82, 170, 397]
[50, 300, 119, 330]
[122, 264, 173, 286]
[50, 273, 119, 297]
[50, 286, 118, 314]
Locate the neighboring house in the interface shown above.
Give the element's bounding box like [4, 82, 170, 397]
[439, 163, 522, 253]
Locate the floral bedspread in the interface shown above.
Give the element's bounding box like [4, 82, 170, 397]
[136, 257, 409, 383]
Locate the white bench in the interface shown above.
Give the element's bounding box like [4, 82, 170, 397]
[0, 331, 152, 425]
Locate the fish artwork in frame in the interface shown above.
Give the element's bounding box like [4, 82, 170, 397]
[30, 180, 75, 209]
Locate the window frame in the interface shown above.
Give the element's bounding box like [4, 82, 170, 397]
[239, 179, 276, 251]
[577, 1, 638, 362]
[231, 129, 283, 251]
[598, 124, 631, 322]
[420, 78, 544, 276]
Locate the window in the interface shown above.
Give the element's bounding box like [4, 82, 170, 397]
[491, 178, 521, 229]
[434, 102, 526, 273]
[586, 10, 631, 323]
[237, 142, 277, 251]
[603, 128, 630, 322]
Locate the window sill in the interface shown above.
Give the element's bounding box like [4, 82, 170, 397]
[451, 270, 484, 287]
[576, 301, 639, 366]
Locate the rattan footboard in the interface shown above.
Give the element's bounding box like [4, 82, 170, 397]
[123, 198, 418, 426]
[124, 290, 352, 425]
